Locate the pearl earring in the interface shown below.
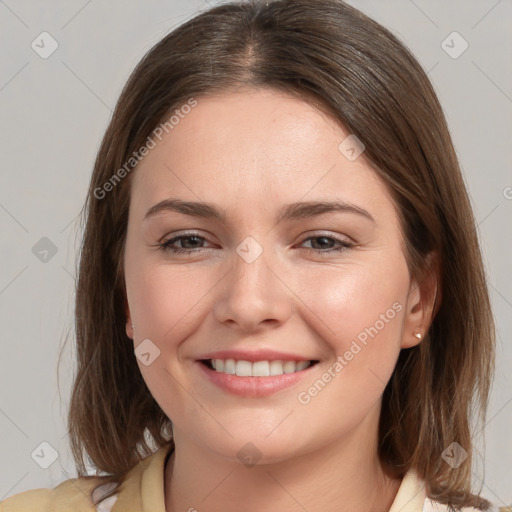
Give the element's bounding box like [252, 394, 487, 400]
[413, 329, 422, 340]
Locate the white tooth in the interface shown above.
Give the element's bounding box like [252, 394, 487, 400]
[235, 360, 252, 376]
[269, 360, 285, 376]
[224, 359, 236, 374]
[283, 361, 297, 373]
[296, 360, 309, 371]
[212, 359, 310, 376]
[252, 361, 270, 377]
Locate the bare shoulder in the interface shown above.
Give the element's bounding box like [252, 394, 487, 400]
[0, 476, 105, 512]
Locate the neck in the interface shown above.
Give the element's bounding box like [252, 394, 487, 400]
[164, 404, 402, 512]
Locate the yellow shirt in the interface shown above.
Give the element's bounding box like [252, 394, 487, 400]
[0, 444, 496, 511]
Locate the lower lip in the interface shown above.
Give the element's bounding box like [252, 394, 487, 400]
[196, 361, 316, 398]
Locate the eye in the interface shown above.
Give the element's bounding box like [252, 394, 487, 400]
[157, 233, 212, 255]
[299, 234, 354, 254]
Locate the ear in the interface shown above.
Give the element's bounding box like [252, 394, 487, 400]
[124, 294, 134, 340]
[401, 251, 441, 349]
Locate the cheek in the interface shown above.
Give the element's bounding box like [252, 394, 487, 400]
[294, 258, 409, 399]
[127, 263, 215, 421]
[298, 254, 409, 341]
[129, 262, 210, 341]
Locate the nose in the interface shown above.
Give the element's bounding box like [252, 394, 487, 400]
[212, 244, 292, 332]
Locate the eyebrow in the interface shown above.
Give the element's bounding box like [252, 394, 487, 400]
[144, 198, 375, 224]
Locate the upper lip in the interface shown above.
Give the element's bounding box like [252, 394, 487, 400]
[196, 349, 317, 362]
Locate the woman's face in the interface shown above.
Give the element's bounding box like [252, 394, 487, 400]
[123, 87, 424, 463]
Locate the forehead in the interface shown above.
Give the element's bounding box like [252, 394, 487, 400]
[129, 88, 392, 220]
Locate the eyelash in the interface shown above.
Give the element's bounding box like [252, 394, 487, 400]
[157, 232, 354, 255]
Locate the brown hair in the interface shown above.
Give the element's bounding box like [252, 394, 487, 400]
[67, 0, 496, 509]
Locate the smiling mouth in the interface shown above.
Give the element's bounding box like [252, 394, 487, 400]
[199, 359, 320, 377]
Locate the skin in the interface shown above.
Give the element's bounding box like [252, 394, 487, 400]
[123, 87, 437, 512]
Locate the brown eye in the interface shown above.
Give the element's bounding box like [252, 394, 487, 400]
[159, 234, 211, 255]
[300, 235, 353, 254]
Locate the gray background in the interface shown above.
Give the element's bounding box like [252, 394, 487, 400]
[0, 0, 511, 506]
